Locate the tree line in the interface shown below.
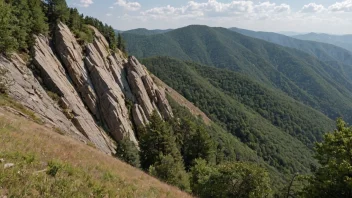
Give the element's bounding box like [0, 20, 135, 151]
[0, 0, 127, 56]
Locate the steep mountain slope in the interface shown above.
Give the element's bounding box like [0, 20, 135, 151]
[294, 33, 352, 53]
[123, 25, 352, 123]
[0, 22, 174, 154]
[142, 56, 336, 175]
[0, 106, 191, 198]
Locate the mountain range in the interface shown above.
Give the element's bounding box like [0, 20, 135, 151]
[294, 33, 352, 53]
[122, 25, 352, 183]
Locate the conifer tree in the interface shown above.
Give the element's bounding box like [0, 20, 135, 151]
[11, 0, 31, 52]
[45, 0, 70, 24]
[139, 111, 181, 169]
[0, 0, 17, 55]
[28, 0, 49, 35]
[115, 139, 140, 168]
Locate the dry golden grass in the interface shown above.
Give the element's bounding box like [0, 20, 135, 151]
[0, 108, 192, 198]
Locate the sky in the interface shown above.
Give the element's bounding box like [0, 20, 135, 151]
[67, 0, 352, 34]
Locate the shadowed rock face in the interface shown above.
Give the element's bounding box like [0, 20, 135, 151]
[0, 22, 173, 154]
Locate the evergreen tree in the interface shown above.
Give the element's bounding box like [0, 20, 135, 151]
[139, 111, 182, 169]
[173, 119, 216, 169]
[115, 139, 140, 168]
[139, 111, 190, 191]
[302, 118, 352, 198]
[68, 8, 82, 31]
[106, 26, 117, 51]
[0, 0, 17, 55]
[28, 0, 48, 35]
[11, 0, 31, 52]
[149, 154, 191, 192]
[190, 160, 272, 198]
[117, 33, 127, 53]
[45, 0, 69, 24]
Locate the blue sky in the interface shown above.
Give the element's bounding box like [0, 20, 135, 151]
[67, 0, 352, 34]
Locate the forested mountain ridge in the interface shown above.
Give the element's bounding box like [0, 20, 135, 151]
[229, 27, 352, 83]
[122, 28, 172, 35]
[123, 25, 352, 124]
[294, 32, 352, 53]
[230, 27, 352, 67]
[142, 56, 334, 172]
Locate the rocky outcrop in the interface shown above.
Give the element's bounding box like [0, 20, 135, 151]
[126, 56, 174, 122]
[54, 22, 99, 119]
[84, 26, 137, 145]
[85, 44, 137, 144]
[32, 35, 115, 154]
[0, 22, 174, 154]
[0, 54, 84, 140]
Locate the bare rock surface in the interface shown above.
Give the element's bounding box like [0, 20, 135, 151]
[32, 35, 115, 154]
[126, 56, 174, 123]
[0, 54, 83, 139]
[55, 22, 99, 119]
[0, 23, 175, 154]
[85, 32, 137, 145]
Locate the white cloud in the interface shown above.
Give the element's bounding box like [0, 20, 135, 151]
[301, 3, 325, 13]
[329, 0, 352, 12]
[141, 0, 290, 19]
[109, 6, 114, 9]
[115, 0, 141, 11]
[79, 0, 93, 7]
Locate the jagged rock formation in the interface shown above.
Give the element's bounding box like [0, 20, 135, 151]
[32, 35, 115, 154]
[0, 22, 173, 154]
[0, 54, 83, 139]
[54, 23, 99, 119]
[126, 56, 174, 123]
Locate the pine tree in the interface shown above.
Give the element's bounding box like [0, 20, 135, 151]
[115, 139, 140, 168]
[45, 0, 70, 24]
[11, 0, 31, 52]
[68, 8, 82, 32]
[28, 0, 49, 35]
[106, 26, 117, 51]
[302, 118, 352, 198]
[173, 119, 216, 169]
[139, 111, 182, 169]
[117, 33, 127, 53]
[0, 0, 18, 55]
[149, 154, 191, 192]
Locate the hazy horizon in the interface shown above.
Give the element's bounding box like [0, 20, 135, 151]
[67, 0, 352, 34]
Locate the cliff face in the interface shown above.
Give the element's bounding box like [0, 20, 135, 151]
[0, 22, 173, 154]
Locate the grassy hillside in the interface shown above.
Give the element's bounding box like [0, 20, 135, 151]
[0, 100, 191, 198]
[123, 25, 352, 123]
[142, 57, 336, 176]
